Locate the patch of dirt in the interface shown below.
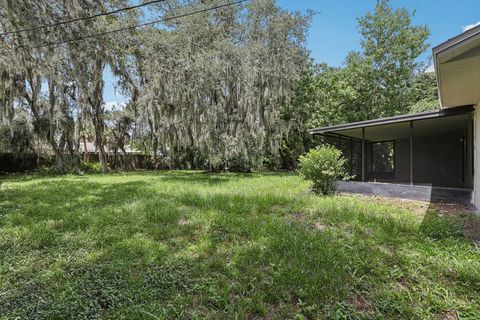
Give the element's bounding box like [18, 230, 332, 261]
[343, 193, 477, 216]
[443, 210, 480, 244]
[431, 203, 480, 245]
[178, 218, 193, 226]
[430, 202, 476, 215]
[190, 251, 200, 259]
[263, 306, 278, 320]
[464, 222, 480, 244]
[428, 204, 480, 244]
[292, 211, 307, 222]
[341, 193, 480, 244]
[285, 212, 328, 232]
[342, 193, 430, 215]
[350, 295, 373, 314]
[378, 244, 394, 257]
[437, 311, 458, 320]
[313, 221, 327, 231]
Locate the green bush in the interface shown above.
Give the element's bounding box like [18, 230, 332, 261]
[34, 165, 58, 176]
[228, 153, 251, 172]
[299, 145, 350, 195]
[262, 153, 281, 171]
[80, 161, 103, 174]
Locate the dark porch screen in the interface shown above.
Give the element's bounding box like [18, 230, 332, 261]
[324, 136, 362, 180]
[372, 141, 395, 180]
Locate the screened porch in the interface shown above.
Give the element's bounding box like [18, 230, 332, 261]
[309, 106, 474, 191]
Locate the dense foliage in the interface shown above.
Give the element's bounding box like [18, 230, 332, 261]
[281, 1, 437, 166]
[0, 0, 437, 172]
[0, 0, 311, 172]
[299, 145, 350, 195]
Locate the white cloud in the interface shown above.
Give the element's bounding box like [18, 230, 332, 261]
[426, 64, 435, 73]
[104, 101, 127, 112]
[463, 21, 480, 32]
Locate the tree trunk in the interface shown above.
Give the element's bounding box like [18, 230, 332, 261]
[92, 112, 108, 173]
[82, 135, 88, 161]
[88, 58, 108, 173]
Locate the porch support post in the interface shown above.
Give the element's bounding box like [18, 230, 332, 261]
[409, 121, 413, 185]
[362, 127, 365, 182]
[350, 137, 353, 176]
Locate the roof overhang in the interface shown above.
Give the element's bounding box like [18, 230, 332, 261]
[433, 24, 480, 108]
[308, 105, 474, 141]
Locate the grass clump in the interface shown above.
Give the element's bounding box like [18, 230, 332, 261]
[0, 171, 479, 319]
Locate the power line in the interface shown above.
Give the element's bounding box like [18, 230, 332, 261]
[0, 0, 168, 37]
[16, 0, 248, 50]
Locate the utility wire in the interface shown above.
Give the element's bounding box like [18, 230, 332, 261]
[14, 0, 248, 50]
[0, 0, 168, 36]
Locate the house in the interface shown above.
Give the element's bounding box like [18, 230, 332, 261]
[80, 142, 141, 156]
[80, 142, 142, 163]
[308, 25, 480, 206]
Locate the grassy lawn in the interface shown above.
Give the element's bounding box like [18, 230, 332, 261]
[1, 171, 479, 319]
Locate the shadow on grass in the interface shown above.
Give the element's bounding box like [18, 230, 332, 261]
[0, 174, 479, 319]
[0, 177, 327, 318]
[421, 202, 480, 243]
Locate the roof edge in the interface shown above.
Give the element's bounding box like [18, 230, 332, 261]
[432, 24, 480, 108]
[432, 24, 480, 55]
[308, 105, 474, 135]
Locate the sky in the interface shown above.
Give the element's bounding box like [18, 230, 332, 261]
[103, 0, 480, 106]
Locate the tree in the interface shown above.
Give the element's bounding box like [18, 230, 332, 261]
[0, 0, 87, 172]
[351, 0, 430, 119]
[6, 0, 310, 173]
[407, 71, 439, 113]
[106, 110, 134, 169]
[281, 0, 434, 170]
[288, 0, 433, 126]
[128, 0, 312, 171]
[0, 0, 134, 173]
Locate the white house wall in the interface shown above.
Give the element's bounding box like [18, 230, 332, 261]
[474, 104, 480, 210]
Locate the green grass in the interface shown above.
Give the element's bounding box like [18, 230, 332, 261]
[0, 171, 479, 319]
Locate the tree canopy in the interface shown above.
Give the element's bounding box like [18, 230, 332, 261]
[0, 0, 438, 172]
[279, 0, 437, 168]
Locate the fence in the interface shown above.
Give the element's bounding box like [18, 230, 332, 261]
[0, 153, 39, 173]
[84, 153, 149, 170]
[0, 152, 150, 173]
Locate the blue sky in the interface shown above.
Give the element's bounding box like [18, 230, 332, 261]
[104, 0, 480, 105]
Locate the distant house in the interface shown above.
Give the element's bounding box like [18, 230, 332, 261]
[80, 142, 141, 155]
[309, 25, 480, 206]
[79, 142, 97, 158]
[80, 142, 142, 163]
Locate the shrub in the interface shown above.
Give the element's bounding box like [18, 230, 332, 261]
[299, 145, 350, 195]
[35, 165, 58, 176]
[262, 153, 281, 171]
[228, 153, 251, 173]
[80, 161, 103, 174]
